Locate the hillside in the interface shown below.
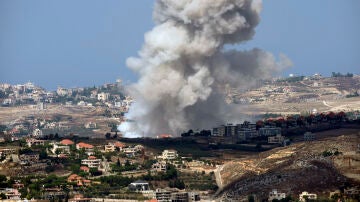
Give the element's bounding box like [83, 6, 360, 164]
[214, 128, 360, 201]
[226, 75, 360, 115]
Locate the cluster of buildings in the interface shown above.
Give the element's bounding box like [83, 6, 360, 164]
[211, 122, 288, 145]
[268, 190, 317, 202]
[128, 180, 200, 202]
[0, 82, 52, 106]
[0, 81, 133, 113]
[267, 188, 360, 202]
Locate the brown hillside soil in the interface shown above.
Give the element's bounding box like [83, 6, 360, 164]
[215, 129, 360, 201]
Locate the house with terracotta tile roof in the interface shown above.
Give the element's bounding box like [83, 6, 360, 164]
[114, 141, 126, 149]
[76, 142, 94, 155]
[76, 142, 94, 149]
[51, 141, 71, 155]
[80, 166, 90, 173]
[60, 139, 74, 145]
[67, 174, 91, 187]
[104, 141, 126, 152]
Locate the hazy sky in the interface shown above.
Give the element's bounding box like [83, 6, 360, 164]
[1, 0, 359, 90]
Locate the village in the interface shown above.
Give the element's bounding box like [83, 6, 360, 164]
[0, 76, 359, 201]
[0, 110, 359, 201]
[0, 134, 219, 201]
[0, 132, 358, 201]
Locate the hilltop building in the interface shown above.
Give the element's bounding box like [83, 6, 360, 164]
[258, 126, 281, 137]
[212, 122, 282, 141]
[237, 125, 258, 140]
[304, 132, 315, 141]
[268, 135, 285, 145]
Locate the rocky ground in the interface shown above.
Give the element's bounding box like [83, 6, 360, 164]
[0, 104, 120, 137]
[214, 128, 360, 201]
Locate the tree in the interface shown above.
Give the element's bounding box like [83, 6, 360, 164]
[174, 179, 185, 189]
[39, 149, 48, 160]
[89, 168, 102, 176]
[0, 193, 6, 199]
[116, 158, 121, 167]
[0, 125, 7, 132]
[55, 148, 62, 157]
[124, 159, 130, 167]
[0, 175, 7, 188]
[248, 195, 255, 202]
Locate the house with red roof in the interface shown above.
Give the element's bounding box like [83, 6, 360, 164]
[80, 166, 90, 173]
[76, 142, 94, 156]
[60, 139, 74, 145]
[67, 174, 91, 187]
[104, 141, 126, 152]
[50, 139, 74, 156]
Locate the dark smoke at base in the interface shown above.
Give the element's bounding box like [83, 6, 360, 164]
[119, 0, 292, 138]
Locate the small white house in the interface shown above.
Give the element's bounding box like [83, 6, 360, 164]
[299, 191, 317, 201]
[268, 189, 286, 201]
[160, 150, 178, 160]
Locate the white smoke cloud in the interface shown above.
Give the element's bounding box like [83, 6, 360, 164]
[119, 0, 292, 137]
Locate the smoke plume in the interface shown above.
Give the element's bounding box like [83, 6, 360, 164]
[120, 0, 292, 137]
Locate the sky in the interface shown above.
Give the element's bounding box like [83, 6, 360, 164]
[0, 0, 359, 90]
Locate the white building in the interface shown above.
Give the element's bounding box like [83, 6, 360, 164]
[104, 143, 116, 153]
[56, 87, 68, 96]
[160, 150, 178, 160]
[268, 134, 285, 144]
[0, 188, 21, 200]
[84, 122, 97, 129]
[114, 101, 122, 108]
[81, 156, 101, 168]
[37, 102, 46, 110]
[26, 138, 46, 147]
[268, 189, 286, 201]
[51, 143, 71, 155]
[77, 101, 87, 106]
[155, 188, 171, 202]
[32, 128, 43, 138]
[19, 153, 39, 164]
[97, 92, 110, 102]
[128, 180, 150, 192]
[151, 161, 167, 172]
[299, 191, 317, 202]
[259, 126, 281, 137]
[123, 147, 137, 157]
[122, 96, 134, 106]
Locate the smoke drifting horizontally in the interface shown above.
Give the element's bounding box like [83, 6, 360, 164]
[120, 0, 292, 138]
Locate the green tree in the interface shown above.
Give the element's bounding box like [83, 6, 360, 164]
[248, 195, 255, 202]
[0, 175, 7, 188]
[39, 149, 48, 160]
[0, 193, 6, 199]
